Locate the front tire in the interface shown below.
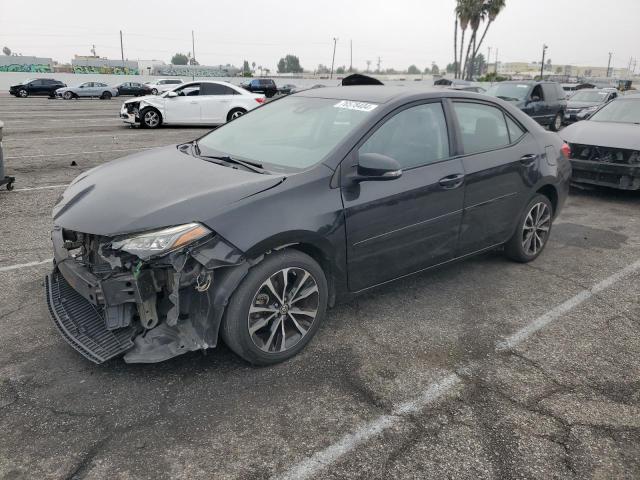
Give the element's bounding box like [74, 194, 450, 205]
[227, 108, 247, 122]
[505, 194, 554, 263]
[63, 91, 74, 100]
[549, 112, 562, 132]
[140, 107, 162, 128]
[151, 88, 158, 95]
[221, 249, 328, 365]
[18, 89, 28, 98]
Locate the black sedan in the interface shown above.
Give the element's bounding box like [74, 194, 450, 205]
[9, 78, 66, 98]
[562, 93, 640, 190]
[564, 89, 618, 124]
[115, 82, 153, 96]
[45, 87, 571, 365]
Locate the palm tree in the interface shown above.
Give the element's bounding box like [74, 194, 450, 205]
[453, 6, 459, 78]
[462, 0, 485, 80]
[455, 0, 473, 79]
[472, 0, 506, 68]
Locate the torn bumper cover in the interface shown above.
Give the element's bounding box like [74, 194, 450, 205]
[45, 225, 248, 364]
[569, 144, 640, 190]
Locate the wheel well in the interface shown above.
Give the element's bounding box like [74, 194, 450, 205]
[286, 243, 336, 307]
[536, 185, 558, 215]
[227, 107, 247, 121]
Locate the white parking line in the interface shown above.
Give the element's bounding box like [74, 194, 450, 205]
[6, 146, 157, 159]
[13, 184, 69, 192]
[274, 258, 640, 480]
[0, 258, 52, 273]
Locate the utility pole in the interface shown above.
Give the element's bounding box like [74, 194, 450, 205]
[627, 56, 633, 76]
[606, 52, 613, 77]
[540, 44, 548, 79]
[377, 56, 381, 73]
[119, 30, 125, 69]
[366, 60, 371, 73]
[191, 30, 196, 80]
[330, 37, 338, 79]
[350, 39, 353, 73]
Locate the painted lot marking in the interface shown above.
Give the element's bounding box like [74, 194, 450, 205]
[4, 132, 206, 142]
[0, 258, 52, 273]
[12, 184, 69, 192]
[274, 258, 640, 480]
[6, 146, 158, 159]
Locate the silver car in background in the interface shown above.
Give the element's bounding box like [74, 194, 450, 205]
[55, 82, 119, 100]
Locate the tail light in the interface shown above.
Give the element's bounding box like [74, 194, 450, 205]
[561, 143, 571, 159]
[255, 97, 266, 104]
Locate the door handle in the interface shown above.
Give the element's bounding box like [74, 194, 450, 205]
[439, 173, 465, 189]
[519, 154, 538, 166]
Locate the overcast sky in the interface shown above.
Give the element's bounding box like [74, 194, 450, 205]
[1, 0, 638, 71]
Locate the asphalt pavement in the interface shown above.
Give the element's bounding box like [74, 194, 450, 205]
[0, 94, 639, 480]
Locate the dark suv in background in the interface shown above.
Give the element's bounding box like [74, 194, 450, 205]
[486, 81, 567, 131]
[9, 78, 66, 98]
[241, 78, 278, 97]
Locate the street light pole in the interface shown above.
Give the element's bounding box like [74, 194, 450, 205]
[540, 44, 548, 79]
[191, 30, 196, 81]
[119, 30, 125, 70]
[330, 37, 338, 79]
[606, 52, 613, 77]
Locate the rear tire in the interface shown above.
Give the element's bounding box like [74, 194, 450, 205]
[151, 88, 158, 95]
[140, 107, 162, 128]
[221, 249, 328, 365]
[505, 194, 554, 263]
[227, 108, 247, 122]
[101, 91, 112, 100]
[549, 112, 562, 132]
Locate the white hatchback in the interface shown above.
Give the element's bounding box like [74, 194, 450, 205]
[120, 81, 266, 128]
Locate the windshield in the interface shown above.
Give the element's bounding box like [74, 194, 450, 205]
[485, 83, 530, 101]
[570, 90, 609, 102]
[197, 96, 378, 171]
[589, 99, 640, 124]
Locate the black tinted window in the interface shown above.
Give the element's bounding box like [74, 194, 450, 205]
[31, 80, 44, 86]
[453, 102, 510, 154]
[200, 83, 237, 95]
[359, 103, 450, 169]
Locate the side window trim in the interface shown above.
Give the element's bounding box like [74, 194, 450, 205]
[450, 99, 528, 156]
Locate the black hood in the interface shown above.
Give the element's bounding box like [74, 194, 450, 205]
[53, 145, 286, 236]
[562, 121, 640, 150]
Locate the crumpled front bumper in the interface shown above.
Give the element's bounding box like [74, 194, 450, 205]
[570, 159, 640, 190]
[45, 225, 248, 364]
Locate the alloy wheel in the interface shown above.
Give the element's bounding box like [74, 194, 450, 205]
[248, 267, 319, 353]
[144, 110, 160, 127]
[18, 89, 27, 98]
[230, 110, 245, 120]
[64, 91, 73, 100]
[522, 202, 551, 256]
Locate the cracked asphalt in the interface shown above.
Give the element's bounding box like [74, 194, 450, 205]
[0, 94, 639, 479]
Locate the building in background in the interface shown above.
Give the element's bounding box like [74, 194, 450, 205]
[153, 64, 240, 77]
[72, 55, 139, 75]
[0, 55, 53, 73]
[138, 59, 167, 76]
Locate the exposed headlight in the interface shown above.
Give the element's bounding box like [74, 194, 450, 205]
[111, 223, 211, 259]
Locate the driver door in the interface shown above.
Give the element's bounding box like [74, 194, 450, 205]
[341, 101, 465, 292]
[164, 84, 201, 124]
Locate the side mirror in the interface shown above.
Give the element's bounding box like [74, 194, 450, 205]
[166, 91, 178, 98]
[352, 153, 402, 182]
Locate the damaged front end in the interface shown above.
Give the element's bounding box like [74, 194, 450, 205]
[45, 223, 248, 364]
[569, 143, 640, 190]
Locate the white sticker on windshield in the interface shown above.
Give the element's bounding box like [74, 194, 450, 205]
[517, 85, 529, 88]
[334, 100, 378, 112]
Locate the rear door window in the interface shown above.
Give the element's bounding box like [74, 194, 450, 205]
[452, 102, 510, 154]
[200, 83, 237, 95]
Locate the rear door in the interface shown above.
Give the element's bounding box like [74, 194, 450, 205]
[450, 100, 542, 254]
[30, 79, 46, 95]
[199, 83, 237, 124]
[342, 101, 465, 291]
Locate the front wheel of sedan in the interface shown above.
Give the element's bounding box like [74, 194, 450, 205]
[505, 194, 554, 263]
[63, 91, 74, 100]
[549, 112, 563, 132]
[140, 107, 162, 129]
[151, 88, 158, 95]
[221, 249, 328, 365]
[18, 89, 28, 98]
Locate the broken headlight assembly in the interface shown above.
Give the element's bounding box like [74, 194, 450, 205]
[111, 222, 211, 259]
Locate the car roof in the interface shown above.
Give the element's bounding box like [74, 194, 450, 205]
[294, 85, 488, 104]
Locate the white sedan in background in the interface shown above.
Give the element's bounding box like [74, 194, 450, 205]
[120, 81, 266, 128]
